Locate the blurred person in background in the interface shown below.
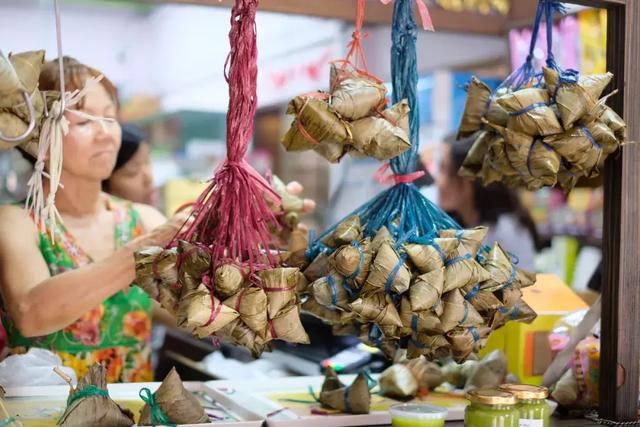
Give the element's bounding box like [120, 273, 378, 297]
[436, 133, 538, 270]
[103, 123, 156, 205]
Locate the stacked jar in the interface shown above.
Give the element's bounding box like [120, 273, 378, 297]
[465, 385, 550, 427]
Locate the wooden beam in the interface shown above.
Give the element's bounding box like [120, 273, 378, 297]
[599, 0, 640, 421]
[141, 0, 508, 35]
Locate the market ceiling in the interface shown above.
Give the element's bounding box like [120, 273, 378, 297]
[137, 0, 547, 36]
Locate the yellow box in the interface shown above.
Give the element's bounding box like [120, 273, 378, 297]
[479, 274, 588, 385]
[163, 178, 209, 217]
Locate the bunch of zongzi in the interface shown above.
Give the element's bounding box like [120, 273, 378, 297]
[135, 241, 309, 357]
[299, 215, 537, 362]
[282, 63, 411, 163]
[457, 69, 625, 191]
[0, 50, 56, 154]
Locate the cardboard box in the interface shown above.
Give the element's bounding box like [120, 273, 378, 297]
[479, 274, 588, 385]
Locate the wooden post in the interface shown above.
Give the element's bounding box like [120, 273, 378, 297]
[596, 0, 640, 421]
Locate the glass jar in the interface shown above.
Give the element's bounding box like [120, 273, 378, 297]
[465, 389, 519, 427]
[389, 404, 447, 427]
[499, 384, 550, 427]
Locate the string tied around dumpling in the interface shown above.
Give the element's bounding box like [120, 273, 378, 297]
[469, 326, 481, 343]
[345, 240, 365, 282]
[464, 284, 481, 301]
[139, 388, 176, 427]
[57, 385, 110, 425]
[445, 252, 472, 267]
[384, 253, 409, 294]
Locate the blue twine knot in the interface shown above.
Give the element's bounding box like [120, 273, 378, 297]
[469, 326, 481, 342]
[327, 274, 339, 307]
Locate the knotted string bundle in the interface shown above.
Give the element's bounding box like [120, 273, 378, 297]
[177, 0, 279, 269]
[281, 0, 420, 163]
[298, 0, 537, 363]
[458, 0, 625, 191]
[136, 0, 310, 357]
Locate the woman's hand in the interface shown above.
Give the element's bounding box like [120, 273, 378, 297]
[131, 211, 192, 249]
[285, 180, 316, 214]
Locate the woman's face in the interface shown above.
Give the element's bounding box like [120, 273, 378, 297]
[63, 83, 121, 181]
[436, 145, 474, 213]
[108, 143, 155, 205]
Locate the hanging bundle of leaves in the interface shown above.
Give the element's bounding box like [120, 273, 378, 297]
[295, 0, 536, 363]
[456, 0, 626, 191]
[134, 0, 309, 356]
[281, 0, 412, 163]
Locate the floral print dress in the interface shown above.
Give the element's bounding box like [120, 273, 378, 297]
[2, 197, 153, 383]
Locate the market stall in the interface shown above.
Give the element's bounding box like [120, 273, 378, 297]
[0, 0, 638, 425]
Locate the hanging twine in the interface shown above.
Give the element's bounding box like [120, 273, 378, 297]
[25, 76, 113, 238]
[177, 0, 282, 271]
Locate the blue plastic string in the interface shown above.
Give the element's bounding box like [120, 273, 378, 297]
[464, 284, 481, 301]
[345, 240, 365, 281]
[384, 254, 408, 293]
[344, 386, 352, 413]
[508, 102, 548, 117]
[445, 253, 472, 267]
[469, 326, 481, 342]
[369, 324, 384, 345]
[505, 266, 517, 288]
[458, 301, 470, 325]
[327, 274, 339, 307]
[511, 303, 521, 320]
[579, 125, 602, 150]
[411, 314, 419, 332]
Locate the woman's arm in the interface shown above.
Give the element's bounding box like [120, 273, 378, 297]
[0, 205, 182, 337]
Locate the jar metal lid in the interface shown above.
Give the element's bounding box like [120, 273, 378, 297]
[499, 384, 549, 400]
[466, 388, 517, 405]
[389, 404, 448, 420]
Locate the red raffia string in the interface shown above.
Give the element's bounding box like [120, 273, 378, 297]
[176, 0, 281, 274]
[374, 162, 425, 185]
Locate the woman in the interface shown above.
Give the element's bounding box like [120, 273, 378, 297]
[103, 123, 155, 205]
[436, 133, 538, 271]
[0, 57, 181, 382]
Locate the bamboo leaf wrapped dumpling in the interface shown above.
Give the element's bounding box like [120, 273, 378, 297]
[266, 304, 310, 344]
[409, 267, 444, 312]
[543, 67, 613, 129]
[440, 289, 484, 333]
[446, 325, 491, 362]
[319, 372, 371, 414]
[282, 95, 351, 151]
[365, 242, 411, 294]
[259, 267, 300, 318]
[497, 88, 563, 136]
[58, 364, 135, 427]
[404, 238, 458, 273]
[330, 238, 373, 287]
[478, 243, 536, 292]
[349, 293, 403, 327]
[223, 287, 268, 338]
[543, 124, 607, 177]
[177, 283, 239, 337]
[440, 227, 488, 257]
[457, 76, 508, 138]
[139, 368, 208, 426]
[218, 319, 270, 358]
[350, 100, 411, 160]
[330, 64, 387, 120]
[459, 131, 492, 178]
[400, 297, 443, 336]
[177, 241, 211, 293]
[310, 272, 351, 310]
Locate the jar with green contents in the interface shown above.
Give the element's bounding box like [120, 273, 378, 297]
[465, 389, 519, 427]
[499, 384, 550, 427]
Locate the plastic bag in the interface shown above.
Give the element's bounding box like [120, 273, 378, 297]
[0, 348, 77, 387]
